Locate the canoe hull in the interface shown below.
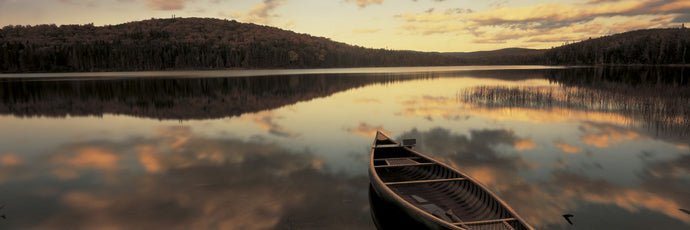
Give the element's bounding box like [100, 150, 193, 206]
[368, 131, 533, 230]
[369, 170, 459, 230]
[369, 184, 431, 230]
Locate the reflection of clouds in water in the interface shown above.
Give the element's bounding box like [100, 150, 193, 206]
[513, 139, 538, 151]
[551, 171, 690, 224]
[352, 98, 381, 104]
[580, 122, 642, 148]
[397, 127, 690, 228]
[7, 126, 371, 229]
[241, 111, 301, 138]
[347, 122, 383, 138]
[553, 141, 582, 153]
[398, 94, 635, 125]
[398, 95, 469, 121]
[1, 154, 21, 166]
[52, 146, 121, 170]
[644, 154, 690, 179]
[0, 153, 24, 182]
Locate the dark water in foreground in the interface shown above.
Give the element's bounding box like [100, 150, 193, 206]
[0, 66, 688, 229]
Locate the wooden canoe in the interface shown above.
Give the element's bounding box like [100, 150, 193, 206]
[369, 131, 534, 230]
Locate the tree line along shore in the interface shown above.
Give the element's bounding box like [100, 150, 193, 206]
[1, 17, 688, 73]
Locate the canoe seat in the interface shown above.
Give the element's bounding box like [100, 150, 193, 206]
[386, 158, 417, 165]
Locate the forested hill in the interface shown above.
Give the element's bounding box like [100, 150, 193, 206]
[442, 48, 546, 65]
[0, 18, 462, 72]
[1, 18, 689, 73]
[544, 28, 690, 65]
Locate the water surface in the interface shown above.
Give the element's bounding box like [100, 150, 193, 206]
[0, 66, 688, 229]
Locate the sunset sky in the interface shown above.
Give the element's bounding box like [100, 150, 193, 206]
[1, 0, 689, 52]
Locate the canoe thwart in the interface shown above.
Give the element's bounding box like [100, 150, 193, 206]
[384, 178, 466, 185]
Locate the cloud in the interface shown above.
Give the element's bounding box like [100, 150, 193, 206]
[396, 0, 690, 45]
[222, 0, 286, 25]
[445, 8, 473, 14]
[586, 0, 621, 4]
[671, 13, 690, 22]
[146, 0, 190, 10]
[396, 11, 464, 23]
[346, 0, 383, 8]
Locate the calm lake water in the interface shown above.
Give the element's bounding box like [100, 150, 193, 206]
[0, 66, 689, 229]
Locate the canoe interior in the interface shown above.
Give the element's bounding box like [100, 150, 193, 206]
[372, 136, 532, 230]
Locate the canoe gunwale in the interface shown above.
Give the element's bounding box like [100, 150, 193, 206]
[368, 131, 534, 230]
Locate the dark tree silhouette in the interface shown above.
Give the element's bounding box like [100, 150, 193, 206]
[0, 18, 464, 73]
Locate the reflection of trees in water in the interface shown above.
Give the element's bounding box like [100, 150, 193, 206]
[0, 73, 435, 120]
[461, 66, 690, 136]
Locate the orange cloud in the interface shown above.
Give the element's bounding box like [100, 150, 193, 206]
[242, 0, 286, 25]
[554, 141, 582, 153]
[396, 0, 689, 46]
[396, 12, 464, 23]
[352, 28, 382, 34]
[346, 0, 383, 8]
[146, 0, 190, 10]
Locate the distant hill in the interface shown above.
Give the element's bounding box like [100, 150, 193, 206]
[0, 17, 462, 73]
[441, 48, 546, 65]
[544, 28, 690, 65]
[443, 48, 541, 58]
[1, 18, 689, 73]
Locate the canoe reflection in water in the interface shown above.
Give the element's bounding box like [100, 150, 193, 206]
[368, 131, 533, 230]
[369, 184, 429, 230]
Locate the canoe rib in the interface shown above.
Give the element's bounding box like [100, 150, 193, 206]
[369, 131, 534, 230]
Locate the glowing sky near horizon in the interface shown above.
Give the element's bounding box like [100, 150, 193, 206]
[1, 0, 689, 52]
